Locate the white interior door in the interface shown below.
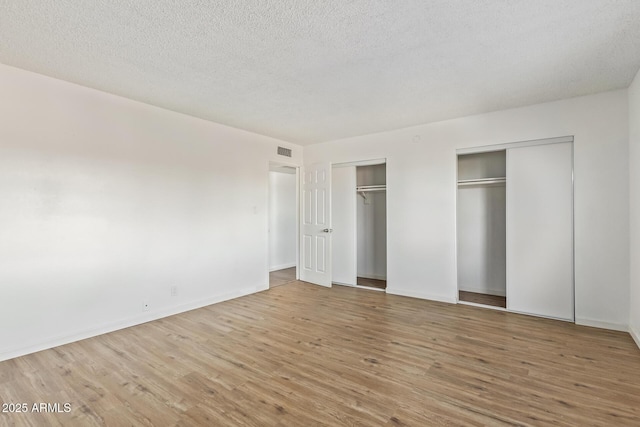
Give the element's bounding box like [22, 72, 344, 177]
[300, 162, 332, 286]
[506, 142, 573, 321]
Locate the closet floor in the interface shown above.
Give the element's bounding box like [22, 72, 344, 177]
[459, 291, 506, 308]
[357, 277, 387, 290]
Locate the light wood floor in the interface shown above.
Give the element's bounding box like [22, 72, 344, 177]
[1, 281, 639, 426]
[357, 276, 387, 290]
[459, 290, 507, 308]
[269, 267, 296, 288]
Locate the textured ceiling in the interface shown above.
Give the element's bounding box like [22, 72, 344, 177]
[1, 1, 640, 145]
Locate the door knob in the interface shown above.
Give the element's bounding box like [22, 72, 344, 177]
[322, 228, 333, 233]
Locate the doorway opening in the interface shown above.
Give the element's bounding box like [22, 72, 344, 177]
[269, 164, 298, 288]
[332, 160, 387, 291]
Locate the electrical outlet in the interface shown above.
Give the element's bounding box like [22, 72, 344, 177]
[170, 286, 178, 297]
[143, 301, 150, 311]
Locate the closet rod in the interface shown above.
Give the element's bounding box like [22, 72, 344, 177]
[357, 185, 386, 201]
[457, 177, 506, 186]
[356, 188, 386, 192]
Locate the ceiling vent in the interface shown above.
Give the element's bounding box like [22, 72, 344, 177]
[277, 146, 292, 157]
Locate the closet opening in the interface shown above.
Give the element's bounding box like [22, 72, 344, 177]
[456, 137, 574, 319]
[356, 164, 387, 290]
[268, 164, 298, 288]
[332, 160, 387, 291]
[457, 151, 506, 308]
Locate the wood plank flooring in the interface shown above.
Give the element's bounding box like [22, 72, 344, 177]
[1, 281, 639, 426]
[459, 290, 507, 308]
[269, 267, 296, 288]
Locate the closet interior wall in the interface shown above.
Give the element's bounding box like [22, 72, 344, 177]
[457, 151, 507, 301]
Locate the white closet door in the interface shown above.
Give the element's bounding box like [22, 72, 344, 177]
[506, 142, 573, 320]
[331, 166, 357, 285]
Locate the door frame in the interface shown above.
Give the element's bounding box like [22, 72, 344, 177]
[268, 161, 301, 286]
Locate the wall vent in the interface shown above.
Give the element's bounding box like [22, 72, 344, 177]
[277, 146, 292, 157]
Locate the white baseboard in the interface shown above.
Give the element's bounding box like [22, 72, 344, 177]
[269, 263, 296, 272]
[386, 287, 457, 304]
[629, 323, 640, 350]
[332, 281, 356, 287]
[458, 300, 507, 312]
[575, 317, 628, 332]
[458, 286, 506, 297]
[0, 285, 260, 363]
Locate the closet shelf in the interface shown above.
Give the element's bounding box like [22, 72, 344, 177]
[457, 177, 506, 187]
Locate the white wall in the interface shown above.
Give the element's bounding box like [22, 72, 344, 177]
[629, 68, 640, 347]
[0, 64, 302, 361]
[269, 171, 297, 271]
[305, 90, 630, 330]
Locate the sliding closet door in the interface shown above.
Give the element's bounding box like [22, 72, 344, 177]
[331, 166, 357, 285]
[506, 142, 573, 321]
